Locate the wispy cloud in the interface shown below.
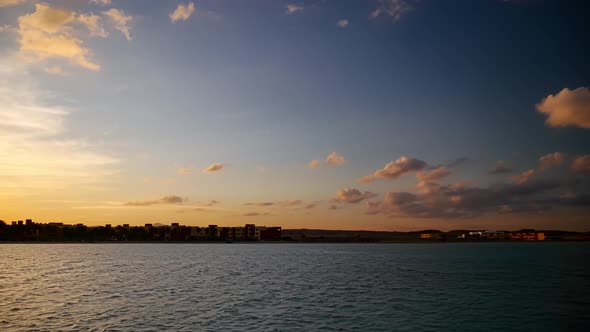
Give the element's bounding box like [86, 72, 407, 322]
[243, 212, 272, 217]
[0, 60, 118, 193]
[370, 0, 413, 21]
[245, 202, 274, 206]
[285, 4, 304, 15]
[89, 0, 111, 5]
[178, 167, 193, 175]
[124, 195, 187, 206]
[103, 8, 133, 41]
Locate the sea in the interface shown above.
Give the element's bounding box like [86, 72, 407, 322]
[1, 243, 589, 331]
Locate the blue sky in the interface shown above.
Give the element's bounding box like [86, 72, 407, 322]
[0, 0, 588, 230]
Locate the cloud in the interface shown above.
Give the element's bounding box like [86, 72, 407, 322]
[536, 87, 590, 129]
[170, 2, 195, 23]
[358, 156, 427, 183]
[285, 4, 304, 14]
[332, 188, 377, 204]
[17, 4, 101, 71]
[325, 152, 346, 166]
[308, 160, 320, 168]
[309, 152, 346, 168]
[78, 13, 108, 38]
[538, 152, 566, 171]
[511, 152, 566, 185]
[304, 202, 318, 209]
[0, 25, 16, 33]
[245, 202, 274, 206]
[328, 205, 340, 210]
[0, 60, 118, 194]
[0, 0, 26, 8]
[511, 169, 536, 185]
[103, 8, 132, 41]
[489, 162, 513, 175]
[370, 0, 413, 21]
[571, 155, 590, 175]
[416, 166, 451, 183]
[90, 0, 111, 5]
[337, 19, 349, 28]
[243, 212, 272, 217]
[44, 65, 67, 76]
[124, 195, 186, 206]
[366, 179, 563, 218]
[203, 163, 223, 173]
[204, 200, 219, 206]
[178, 167, 192, 175]
[278, 200, 302, 207]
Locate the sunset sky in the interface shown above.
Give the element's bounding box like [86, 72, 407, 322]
[0, 0, 588, 231]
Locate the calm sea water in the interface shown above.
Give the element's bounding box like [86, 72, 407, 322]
[1, 243, 589, 331]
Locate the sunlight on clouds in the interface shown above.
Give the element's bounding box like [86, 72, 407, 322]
[537, 87, 590, 129]
[203, 163, 224, 173]
[17, 4, 100, 71]
[0, 61, 118, 194]
[103, 8, 133, 41]
[0, 0, 26, 8]
[170, 2, 195, 23]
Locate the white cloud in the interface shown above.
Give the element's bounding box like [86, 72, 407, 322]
[170, 2, 195, 23]
[103, 8, 133, 41]
[337, 19, 349, 28]
[537, 87, 590, 129]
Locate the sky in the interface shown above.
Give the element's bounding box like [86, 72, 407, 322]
[0, 0, 589, 231]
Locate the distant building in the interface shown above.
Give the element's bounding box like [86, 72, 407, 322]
[420, 233, 432, 239]
[260, 226, 282, 241]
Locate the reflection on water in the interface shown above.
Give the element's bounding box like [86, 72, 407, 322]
[1, 243, 589, 331]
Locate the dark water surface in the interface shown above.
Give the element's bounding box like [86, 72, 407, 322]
[1, 243, 589, 331]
